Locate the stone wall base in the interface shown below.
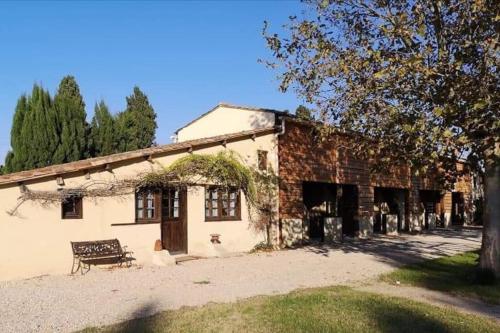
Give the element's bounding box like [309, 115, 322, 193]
[358, 216, 374, 238]
[428, 213, 437, 230]
[443, 212, 452, 228]
[280, 218, 305, 247]
[386, 214, 399, 235]
[324, 217, 342, 242]
[410, 213, 424, 232]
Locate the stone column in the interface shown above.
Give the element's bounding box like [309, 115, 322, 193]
[443, 212, 452, 228]
[358, 216, 374, 238]
[428, 213, 437, 230]
[324, 217, 342, 242]
[358, 185, 374, 238]
[386, 214, 399, 235]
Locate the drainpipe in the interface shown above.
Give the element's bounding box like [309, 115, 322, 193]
[277, 116, 286, 136]
[276, 116, 286, 247]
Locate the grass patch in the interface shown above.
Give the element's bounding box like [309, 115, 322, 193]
[381, 251, 500, 304]
[80, 286, 499, 333]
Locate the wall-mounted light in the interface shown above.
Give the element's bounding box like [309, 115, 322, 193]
[18, 183, 27, 193]
[56, 176, 64, 186]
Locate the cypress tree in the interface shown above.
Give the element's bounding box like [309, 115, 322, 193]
[53, 76, 87, 164]
[115, 86, 157, 152]
[19, 85, 58, 169]
[4, 152, 14, 173]
[88, 101, 115, 157]
[5, 95, 29, 172]
[3, 80, 159, 172]
[4, 86, 58, 172]
[29, 86, 58, 168]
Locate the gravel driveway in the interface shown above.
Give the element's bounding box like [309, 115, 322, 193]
[0, 229, 482, 333]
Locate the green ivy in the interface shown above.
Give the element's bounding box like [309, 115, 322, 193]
[139, 151, 259, 206]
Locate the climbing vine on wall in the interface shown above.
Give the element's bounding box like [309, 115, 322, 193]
[7, 151, 278, 235]
[142, 151, 258, 205]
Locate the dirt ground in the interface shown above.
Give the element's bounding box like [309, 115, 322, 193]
[0, 229, 483, 333]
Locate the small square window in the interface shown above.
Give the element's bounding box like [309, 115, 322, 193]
[136, 189, 160, 222]
[62, 196, 83, 219]
[205, 187, 240, 221]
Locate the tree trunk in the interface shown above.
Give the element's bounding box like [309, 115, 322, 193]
[479, 161, 500, 276]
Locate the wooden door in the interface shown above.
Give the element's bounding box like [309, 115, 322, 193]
[161, 187, 187, 253]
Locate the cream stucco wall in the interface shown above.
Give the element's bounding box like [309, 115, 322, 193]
[176, 105, 277, 142]
[0, 132, 278, 281]
[187, 186, 265, 257]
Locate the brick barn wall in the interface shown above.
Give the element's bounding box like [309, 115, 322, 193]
[278, 120, 373, 220]
[278, 119, 475, 235]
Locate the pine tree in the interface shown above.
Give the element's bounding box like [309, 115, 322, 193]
[88, 101, 115, 157]
[115, 86, 157, 152]
[53, 76, 87, 164]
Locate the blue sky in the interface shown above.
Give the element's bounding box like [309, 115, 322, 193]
[0, 1, 305, 163]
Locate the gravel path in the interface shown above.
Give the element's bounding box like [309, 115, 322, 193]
[0, 229, 482, 333]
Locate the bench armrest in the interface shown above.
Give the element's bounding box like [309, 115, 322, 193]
[122, 245, 133, 255]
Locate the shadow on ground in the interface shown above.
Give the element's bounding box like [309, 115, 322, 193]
[300, 228, 482, 268]
[95, 303, 166, 333]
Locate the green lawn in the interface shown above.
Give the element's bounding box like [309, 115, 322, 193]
[81, 286, 499, 333]
[381, 251, 500, 304]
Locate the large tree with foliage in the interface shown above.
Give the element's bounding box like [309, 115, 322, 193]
[5, 85, 59, 172]
[115, 86, 157, 152]
[52, 76, 88, 163]
[264, 1, 499, 275]
[88, 101, 115, 157]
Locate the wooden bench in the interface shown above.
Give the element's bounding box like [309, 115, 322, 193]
[70, 239, 133, 274]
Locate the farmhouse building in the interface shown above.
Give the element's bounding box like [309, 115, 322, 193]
[0, 103, 476, 281]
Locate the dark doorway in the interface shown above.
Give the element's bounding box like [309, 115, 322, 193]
[161, 187, 187, 253]
[452, 192, 465, 226]
[303, 182, 359, 240]
[338, 185, 359, 237]
[374, 187, 407, 234]
[420, 190, 443, 229]
[303, 182, 336, 241]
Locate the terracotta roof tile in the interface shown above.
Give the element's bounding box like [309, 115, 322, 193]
[0, 127, 277, 186]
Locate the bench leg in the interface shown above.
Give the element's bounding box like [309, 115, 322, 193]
[126, 255, 133, 267]
[71, 257, 81, 275]
[81, 261, 91, 275]
[123, 253, 133, 267]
